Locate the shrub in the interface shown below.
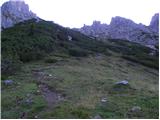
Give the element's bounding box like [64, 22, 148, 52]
[71, 107, 91, 118]
[1, 57, 22, 75]
[68, 47, 89, 57]
[122, 55, 158, 69]
[44, 57, 58, 63]
[19, 49, 45, 62]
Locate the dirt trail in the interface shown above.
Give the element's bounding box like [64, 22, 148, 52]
[32, 69, 64, 108]
[39, 84, 63, 108]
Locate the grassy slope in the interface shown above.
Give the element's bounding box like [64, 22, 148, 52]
[2, 54, 158, 118]
[1, 19, 158, 75]
[1, 19, 159, 118]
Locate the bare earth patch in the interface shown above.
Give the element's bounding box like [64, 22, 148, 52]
[32, 70, 64, 108]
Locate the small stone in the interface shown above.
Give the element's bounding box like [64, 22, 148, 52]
[17, 82, 21, 85]
[26, 93, 31, 97]
[58, 95, 61, 99]
[115, 80, 129, 85]
[68, 35, 72, 41]
[101, 97, 107, 103]
[94, 114, 102, 119]
[37, 90, 40, 93]
[131, 106, 141, 112]
[3, 80, 14, 85]
[49, 74, 52, 77]
[25, 98, 33, 105]
[34, 115, 38, 118]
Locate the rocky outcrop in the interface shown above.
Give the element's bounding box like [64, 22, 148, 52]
[79, 21, 109, 39]
[1, 0, 37, 28]
[108, 16, 158, 46]
[77, 14, 159, 47]
[150, 13, 159, 33]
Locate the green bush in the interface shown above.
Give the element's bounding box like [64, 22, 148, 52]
[19, 49, 45, 62]
[122, 55, 158, 69]
[1, 57, 22, 75]
[71, 107, 91, 118]
[68, 47, 89, 57]
[44, 57, 58, 63]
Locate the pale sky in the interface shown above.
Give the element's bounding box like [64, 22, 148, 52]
[1, 0, 159, 28]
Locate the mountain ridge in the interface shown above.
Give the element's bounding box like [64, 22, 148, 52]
[76, 14, 159, 48]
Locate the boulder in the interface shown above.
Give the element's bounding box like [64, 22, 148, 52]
[3, 80, 14, 85]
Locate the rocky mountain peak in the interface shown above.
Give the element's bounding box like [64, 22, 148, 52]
[92, 21, 101, 27]
[1, 0, 37, 28]
[77, 14, 159, 48]
[150, 13, 159, 33]
[110, 16, 135, 26]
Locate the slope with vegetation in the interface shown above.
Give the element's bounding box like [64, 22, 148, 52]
[1, 19, 159, 119]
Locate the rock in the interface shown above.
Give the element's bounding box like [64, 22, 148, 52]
[101, 97, 107, 103]
[17, 82, 21, 85]
[108, 16, 158, 47]
[1, 0, 37, 28]
[3, 80, 14, 85]
[68, 35, 72, 41]
[57, 94, 64, 101]
[26, 93, 31, 97]
[48, 74, 52, 77]
[93, 114, 102, 119]
[25, 98, 33, 105]
[150, 13, 159, 33]
[149, 51, 156, 56]
[131, 106, 141, 112]
[34, 115, 38, 118]
[95, 53, 103, 59]
[127, 106, 143, 118]
[37, 90, 40, 93]
[78, 21, 109, 39]
[110, 80, 133, 92]
[130, 106, 141, 113]
[20, 112, 27, 119]
[115, 80, 129, 85]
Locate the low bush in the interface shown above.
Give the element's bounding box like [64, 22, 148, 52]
[19, 49, 45, 62]
[1, 57, 22, 75]
[68, 47, 89, 57]
[122, 55, 158, 69]
[44, 57, 58, 63]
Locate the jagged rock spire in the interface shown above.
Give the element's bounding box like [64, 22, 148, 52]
[150, 13, 159, 33]
[1, 0, 37, 28]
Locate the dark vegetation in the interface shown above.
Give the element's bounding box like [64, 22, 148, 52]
[1, 19, 159, 75]
[104, 39, 159, 69]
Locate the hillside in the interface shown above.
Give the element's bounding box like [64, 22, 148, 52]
[1, 19, 159, 119]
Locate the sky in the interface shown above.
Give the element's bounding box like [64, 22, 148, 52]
[1, 0, 159, 28]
